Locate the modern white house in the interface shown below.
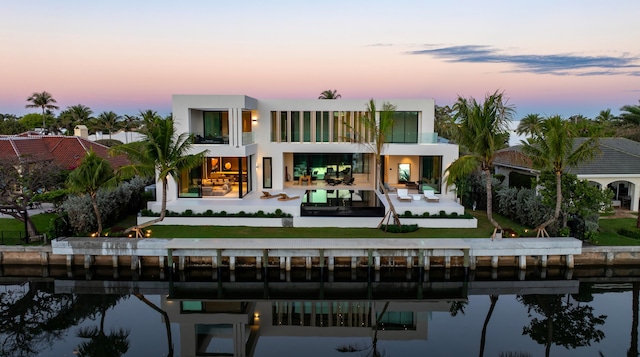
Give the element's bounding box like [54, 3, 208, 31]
[145, 95, 466, 227]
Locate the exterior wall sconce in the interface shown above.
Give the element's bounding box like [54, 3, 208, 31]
[252, 116, 258, 123]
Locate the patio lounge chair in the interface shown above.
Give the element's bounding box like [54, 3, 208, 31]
[278, 193, 300, 201]
[261, 191, 283, 199]
[397, 188, 412, 202]
[383, 182, 396, 193]
[423, 189, 440, 202]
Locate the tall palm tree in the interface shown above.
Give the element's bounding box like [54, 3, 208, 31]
[521, 115, 599, 237]
[121, 115, 139, 143]
[347, 99, 401, 227]
[66, 150, 116, 236]
[25, 91, 59, 132]
[479, 295, 499, 357]
[517, 113, 543, 137]
[97, 111, 121, 140]
[111, 115, 206, 237]
[446, 90, 514, 236]
[318, 90, 341, 99]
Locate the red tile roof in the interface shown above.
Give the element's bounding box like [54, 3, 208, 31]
[0, 134, 129, 170]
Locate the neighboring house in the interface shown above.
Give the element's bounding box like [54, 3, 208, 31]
[493, 137, 640, 211]
[0, 132, 129, 170]
[151, 95, 460, 218]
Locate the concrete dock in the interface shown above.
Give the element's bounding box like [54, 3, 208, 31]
[40, 237, 584, 271]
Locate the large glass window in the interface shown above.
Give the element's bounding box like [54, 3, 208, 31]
[420, 156, 442, 193]
[303, 111, 311, 142]
[292, 153, 368, 181]
[389, 111, 418, 143]
[270, 112, 277, 142]
[291, 111, 301, 142]
[202, 111, 229, 144]
[280, 112, 288, 142]
[315, 111, 329, 142]
[178, 156, 252, 198]
[263, 157, 272, 188]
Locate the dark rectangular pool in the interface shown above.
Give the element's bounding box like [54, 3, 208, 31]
[301, 189, 385, 217]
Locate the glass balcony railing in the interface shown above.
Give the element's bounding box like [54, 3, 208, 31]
[242, 132, 254, 145]
[193, 133, 229, 144]
[418, 132, 439, 144]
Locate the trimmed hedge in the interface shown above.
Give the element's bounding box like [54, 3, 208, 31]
[380, 224, 419, 233]
[141, 208, 292, 218]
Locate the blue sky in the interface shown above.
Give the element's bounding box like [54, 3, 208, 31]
[1, 0, 639, 119]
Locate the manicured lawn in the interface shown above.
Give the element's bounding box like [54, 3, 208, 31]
[3, 211, 640, 246]
[0, 213, 57, 245]
[0, 213, 57, 232]
[596, 218, 640, 246]
[148, 210, 533, 239]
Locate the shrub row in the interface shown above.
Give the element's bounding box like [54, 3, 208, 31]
[141, 208, 292, 218]
[618, 228, 640, 240]
[398, 210, 473, 219]
[379, 224, 419, 233]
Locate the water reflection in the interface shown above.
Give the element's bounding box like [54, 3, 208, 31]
[1, 266, 640, 356]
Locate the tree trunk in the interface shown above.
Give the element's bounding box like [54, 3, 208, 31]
[124, 177, 168, 236]
[479, 295, 499, 357]
[484, 169, 500, 233]
[4, 209, 40, 237]
[375, 160, 400, 227]
[378, 175, 401, 227]
[535, 170, 562, 237]
[134, 293, 174, 357]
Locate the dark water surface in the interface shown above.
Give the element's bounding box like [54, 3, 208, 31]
[1, 265, 639, 356]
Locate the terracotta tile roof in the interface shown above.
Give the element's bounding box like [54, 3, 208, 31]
[0, 134, 129, 170]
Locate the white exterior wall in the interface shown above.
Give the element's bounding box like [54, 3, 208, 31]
[579, 174, 640, 211]
[165, 95, 458, 204]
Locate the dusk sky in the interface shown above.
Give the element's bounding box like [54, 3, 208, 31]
[2, 0, 639, 120]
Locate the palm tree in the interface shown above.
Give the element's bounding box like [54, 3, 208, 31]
[111, 115, 206, 237]
[25, 91, 59, 132]
[521, 115, 599, 237]
[595, 109, 617, 124]
[479, 295, 499, 357]
[133, 294, 174, 356]
[58, 104, 94, 135]
[620, 100, 640, 126]
[346, 99, 401, 227]
[121, 115, 139, 143]
[517, 113, 543, 137]
[75, 295, 129, 357]
[318, 90, 341, 99]
[66, 150, 116, 236]
[446, 90, 514, 237]
[97, 111, 121, 140]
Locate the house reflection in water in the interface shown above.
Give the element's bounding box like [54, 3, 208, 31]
[161, 298, 456, 357]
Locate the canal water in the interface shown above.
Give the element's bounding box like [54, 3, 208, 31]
[1, 265, 639, 356]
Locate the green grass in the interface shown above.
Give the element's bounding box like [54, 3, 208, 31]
[0, 213, 57, 232]
[4, 211, 639, 246]
[147, 210, 532, 239]
[595, 218, 640, 246]
[0, 213, 57, 245]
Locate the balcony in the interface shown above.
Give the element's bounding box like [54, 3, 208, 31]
[194, 134, 229, 145]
